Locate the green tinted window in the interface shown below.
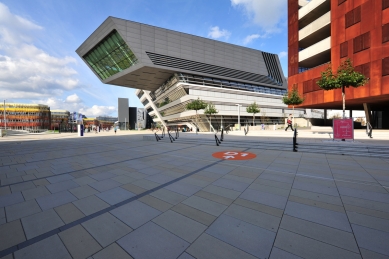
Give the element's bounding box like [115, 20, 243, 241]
[83, 30, 138, 80]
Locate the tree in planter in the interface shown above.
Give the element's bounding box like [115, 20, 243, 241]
[246, 102, 260, 126]
[185, 98, 207, 133]
[204, 102, 218, 132]
[317, 58, 368, 119]
[282, 85, 305, 126]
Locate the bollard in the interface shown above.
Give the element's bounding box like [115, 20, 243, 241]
[293, 128, 298, 152]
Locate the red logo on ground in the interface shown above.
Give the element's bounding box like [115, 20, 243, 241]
[212, 151, 257, 160]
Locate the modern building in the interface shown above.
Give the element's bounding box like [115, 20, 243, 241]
[51, 109, 70, 131]
[288, 0, 389, 128]
[0, 103, 51, 131]
[76, 17, 321, 131]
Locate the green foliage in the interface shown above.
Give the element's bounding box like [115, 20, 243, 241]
[317, 59, 369, 91]
[204, 102, 218, 116]
[282, 86, 304, 106]
[246, 102, 260, 115]
[159, 97, 170, 108]
[185, 98, 207, 112]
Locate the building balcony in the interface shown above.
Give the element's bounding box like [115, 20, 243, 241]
[299, 0, 330, 29]
[299, 11, 330, 48]
[299, 36, 331, 68]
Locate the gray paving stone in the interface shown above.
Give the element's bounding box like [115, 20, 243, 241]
[249, 182, 290, 197]
[96, 187, 135, 205]
[59, 225, 102, 259]
[146, 173, 175, 184]
[153, 210, 207, 243]
[225, 204, 280, 232]
[259, 172, 294, 184]
[21, 209, 64, 239]
[352, 224, 389, 256]
[344, 203, 389, 220]
[0, 192, 24, 208]
[212, 178, 250, 192]
[22, 186, 50, 200]
[0, 253, 13, 259]
[240, 188, 288, 210]
[83, 212, 132, 247]
[46, 180, 79, 193]
[111, 175, 136, 184]
[274, 229, 362, 259]
[111, 200, 161, 229]
[121, 183, 147, 194]
[90, 172, 116, 181]
[342, 195, 389, 213]
[47, 174, 75, 184]
[139, 195, 173, 212]
[72, 176, 97, 186]
[132, 179, 160, 190]
[290, 188, 343, 206]
[89, 179, 122, 192]
[280, 215, 359, 253]
[172, 203, 216, 226]
[288, 195, 345, 213]
[270, 247, 303, 259]
[36, 190, 77, 210]
[5, 199, 42, 222]
[0, 220, 26, 251]
[10, 181, 36, 193]
[195, 190, 234, 206]
[92, 243, 133, 259]
[285, 201, 352, 232]
[165, 181, 202, 196]
[359, 248, 389, 259]
[33, 178, 49, 187]
[117, 222, 189, 259]
[14, 235, 71, 259]
[69, 185, 99, 199]
[183, 195, 227, 217]
[73, 195, 109, 216]
[254, 178, 292, 190]
[0, 186, 11, 196]
[151, 188, 187, 205]
[338, 186, 389, 204]
[54, 203, 85, 224]
[347, 211, 389, 232]
[202, 184, 241, 200]
[223, 174, 255, 184]
[177, 252, 196, 259]
[186, 233, 257, 259]
[206, 214, 275, 258]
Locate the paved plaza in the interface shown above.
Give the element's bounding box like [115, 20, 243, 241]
[0, 130, 389, 259]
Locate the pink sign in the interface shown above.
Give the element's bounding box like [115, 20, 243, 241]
[333, 119, 354, 139]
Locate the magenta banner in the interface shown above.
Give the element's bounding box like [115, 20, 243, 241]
[333, 119, 354, 140]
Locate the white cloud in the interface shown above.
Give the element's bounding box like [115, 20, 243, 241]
[231, 0, 285, 31]
[279, 51, 287, 58]
[208, 26, 231, 40]
[243, 34, 260, 45]
[35, 95, 117, 117]
[0, 2, 80, 100]
[65, 94, 82, 103]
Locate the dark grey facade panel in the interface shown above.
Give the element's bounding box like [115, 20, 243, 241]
[262, 52, 283, 85]
[146, 52, 279, 86]
[118, 98, 129, 122]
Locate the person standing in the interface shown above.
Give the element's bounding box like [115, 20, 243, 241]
[285, 114, 294, 131]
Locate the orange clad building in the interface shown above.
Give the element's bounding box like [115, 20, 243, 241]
[288, 0, 389, 128]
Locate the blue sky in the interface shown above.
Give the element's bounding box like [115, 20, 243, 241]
[0, 0, 287, 117]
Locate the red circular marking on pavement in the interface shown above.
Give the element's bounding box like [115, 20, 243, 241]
[212, 151, 257, 160]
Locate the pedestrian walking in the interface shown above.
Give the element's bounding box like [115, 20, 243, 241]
[285, 114, 294, 131]
[114, 126, 117, 134]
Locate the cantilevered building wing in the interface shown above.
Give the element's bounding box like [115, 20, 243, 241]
[76, 17, 287, 92]
[77, 17, 322, 131]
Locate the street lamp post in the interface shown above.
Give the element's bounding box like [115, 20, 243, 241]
[236, 104, 241, 130]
